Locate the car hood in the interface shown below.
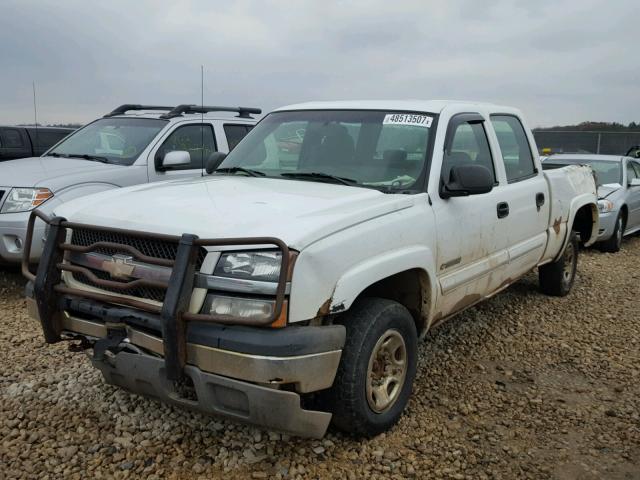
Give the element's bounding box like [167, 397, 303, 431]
[0, 156, 129, 190]
[56, 176, 415, 249]
[597, 183, 622, 199]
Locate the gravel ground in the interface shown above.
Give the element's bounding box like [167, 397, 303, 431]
[1, 238, 639, 480]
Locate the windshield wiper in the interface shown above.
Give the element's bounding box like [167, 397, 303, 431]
[214, 167, 266, 177]
[66, 153, 110, 163]
[280, 172, 358, 186]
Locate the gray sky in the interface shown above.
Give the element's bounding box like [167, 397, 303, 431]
[1, 0, 638, 127]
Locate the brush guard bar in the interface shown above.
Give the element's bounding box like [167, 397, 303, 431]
[22, 210, 290, 380]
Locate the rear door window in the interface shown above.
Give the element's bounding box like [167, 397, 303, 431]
[0, 128, 25, 148]
[490, 115, 537, 182]
[38, 130, 71, 148]
[223, 124, 252, 151]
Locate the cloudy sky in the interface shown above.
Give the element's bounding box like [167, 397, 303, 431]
[1, 0, 638, 127]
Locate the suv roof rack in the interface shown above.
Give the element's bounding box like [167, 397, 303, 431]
[159, 104, 262, 119]
[104, 104, 175, 118]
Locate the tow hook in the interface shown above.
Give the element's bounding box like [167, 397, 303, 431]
[93, 322, 128, 362]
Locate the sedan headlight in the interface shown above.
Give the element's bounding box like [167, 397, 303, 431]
[214, 251, 282, 282]
[0, 188, 53, 213]
[597, 199, 614, 213]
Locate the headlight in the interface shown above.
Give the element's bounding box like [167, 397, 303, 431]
[204, 294, 276, 323]
[214, 251, 282, 282]
[0, 188, 53, 213]
[597, 199, 614, 213]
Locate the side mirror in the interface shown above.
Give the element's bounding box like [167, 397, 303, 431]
[161, 150, 191, 169]
[441, 164, 494, 198]
[629, 178, 640, 187]
[205, 152, 227, 174]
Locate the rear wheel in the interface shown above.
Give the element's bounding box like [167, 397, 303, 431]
[539, 231, 578, 296]
[598, 213, 624, 253]
[329, 297, 417, 437]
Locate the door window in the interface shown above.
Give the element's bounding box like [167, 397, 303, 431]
[490, 115, 536, 182]
[0, 128, 24, 148]
[629, 161, 640, 181]
[36, 130, 71, 149]
[442, 121, 495, 183]
[223, 124, 252, 151]
[157, 124, 217, 170]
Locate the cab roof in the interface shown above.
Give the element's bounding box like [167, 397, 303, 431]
[273, 99, 515, 115]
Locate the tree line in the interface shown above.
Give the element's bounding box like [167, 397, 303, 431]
[535, 121, 640, 132]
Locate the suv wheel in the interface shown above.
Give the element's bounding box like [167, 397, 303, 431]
[539, 231, 579, 296]
[329, 297, 417, 437]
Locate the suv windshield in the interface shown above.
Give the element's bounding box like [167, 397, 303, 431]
[217, 110, 435, 192]
[48, 117, 167, 165]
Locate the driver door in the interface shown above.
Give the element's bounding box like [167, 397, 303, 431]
[433, 114, 510, 319]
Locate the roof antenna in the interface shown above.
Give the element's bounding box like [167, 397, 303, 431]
[32, 81, 39, 152]
[201, 65, 205, 177]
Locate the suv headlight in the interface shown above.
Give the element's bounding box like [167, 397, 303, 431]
[214, 251, 282, 282]
[0, 188, 53, 213]
[597, 199, 614, 213]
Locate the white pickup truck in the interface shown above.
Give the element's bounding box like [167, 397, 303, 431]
[0, 104, 258, 263]
[23, 100, 598, 439]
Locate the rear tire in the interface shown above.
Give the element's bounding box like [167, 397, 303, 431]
[598, 213, 624, 253]
[539, 231, 578, 297]
[328, 297, 417, 437]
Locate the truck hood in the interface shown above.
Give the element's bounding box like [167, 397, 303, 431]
[56, 176, 415, 249]
[0, 156, 130, 190]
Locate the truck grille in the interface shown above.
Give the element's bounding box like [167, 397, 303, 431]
[67, 228, 208, 303]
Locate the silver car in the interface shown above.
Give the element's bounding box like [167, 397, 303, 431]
[543, 154, 640, 252]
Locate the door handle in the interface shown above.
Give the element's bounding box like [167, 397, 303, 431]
[536, 192, 545, 211]
[497, 202, 509, 218]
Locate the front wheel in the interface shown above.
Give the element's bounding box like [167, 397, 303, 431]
[539, 231, 578, 296]
[598, 213, 624, 253]
[329, 297, 417, 437]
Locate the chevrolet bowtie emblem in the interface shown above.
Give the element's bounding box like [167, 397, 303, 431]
[102, 254, 135, 280]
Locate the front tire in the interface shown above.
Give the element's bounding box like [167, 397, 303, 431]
[539, 231, 578, 296]
[329, 297, 417, 437]
[598, 213, 624, 253]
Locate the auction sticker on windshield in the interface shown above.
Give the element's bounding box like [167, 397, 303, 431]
[383, 113, 433, 128]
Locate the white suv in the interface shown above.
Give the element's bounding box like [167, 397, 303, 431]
[0, 104, 259, 263]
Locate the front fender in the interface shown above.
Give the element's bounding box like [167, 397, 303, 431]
[330, 246, 436, 313]
[288, 244, 437, 323]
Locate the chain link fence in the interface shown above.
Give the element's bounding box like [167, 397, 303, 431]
[532, 130, 640, 156]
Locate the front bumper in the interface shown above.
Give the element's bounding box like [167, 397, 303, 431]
[596, 210, 617, 241]
[26, 293, 345, 438]
[94, 351, 332, 438]
[0, 211, 45, 263]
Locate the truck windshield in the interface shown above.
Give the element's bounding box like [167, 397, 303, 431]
[218, 110, 435, 192]
[48, 118, 167, 165]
